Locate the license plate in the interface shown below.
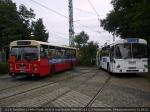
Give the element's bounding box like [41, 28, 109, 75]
[128, 61, 136, 64]
[20, 67, 26, 73]
[20, 70, 25, 73]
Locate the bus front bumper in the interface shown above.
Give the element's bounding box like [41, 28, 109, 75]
[9, 72, 40, 78]
[113, 68, 148, 73]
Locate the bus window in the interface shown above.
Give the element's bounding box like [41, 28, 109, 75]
[115, 44, 132, 59]
[115, 46, 122, 59]
[64, 49, 70, 58]
[101, 46, 110, 57]
[10, 47, 38, 60]
[132, 44, 147, 58]
[40, 45, 48, 58]
[110, 46, 114, 62]
[55, 47, 64, 58]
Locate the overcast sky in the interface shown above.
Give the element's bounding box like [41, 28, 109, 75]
[13, 0, 119, 46]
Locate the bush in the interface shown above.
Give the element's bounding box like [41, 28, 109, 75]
[0, 62, 9, 74]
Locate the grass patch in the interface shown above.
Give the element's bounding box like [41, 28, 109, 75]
[0, 62, 9, 74]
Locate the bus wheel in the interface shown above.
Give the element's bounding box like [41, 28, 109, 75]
[50, 65, 55, 77]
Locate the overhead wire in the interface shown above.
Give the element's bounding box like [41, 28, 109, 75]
[30, 0, 105, 35]
[74, 7, 97, 16]
[87, 0, 100, 17]
[30, 0, 68, 18]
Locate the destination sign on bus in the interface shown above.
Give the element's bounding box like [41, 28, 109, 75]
[127, 38, 139, 43]
[17, 41, 31, 45]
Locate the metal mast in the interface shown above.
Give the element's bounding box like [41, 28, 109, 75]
[68, 0, 74, 46]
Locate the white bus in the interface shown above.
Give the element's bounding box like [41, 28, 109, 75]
[96, 38, 148, 73]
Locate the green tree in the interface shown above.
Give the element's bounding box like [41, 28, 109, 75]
[31, 18, 49, 42]
[101, 0, 150, 42]
[18, 4, 35, 40]
[74, 31, 89, 48]
[0, 0, 20, 48]
[79, 41, 99, 66]
[74, 31, 98, 66]
[0, 1, 35, 48]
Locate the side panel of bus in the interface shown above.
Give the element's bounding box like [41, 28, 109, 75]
[39, 58, 50, 76]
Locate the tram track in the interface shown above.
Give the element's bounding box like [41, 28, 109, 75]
[0, 69, 94, 102]
[41, 71, 100, 107]
[0, 82, 29, 92]
[85, 75, 111, 107]
[0, 76, 11, 80]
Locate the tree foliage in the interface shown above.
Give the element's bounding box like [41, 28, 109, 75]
[74, 31, 98, 66]
[101, 0, 150, 42]
[0, 0, 49, 49]
[18, 4, 35, 40]
[31, 18, 49, 42]
[79, 41, 99, 66]
[74, 31, 89, 48]
[0, 0, 21, 47]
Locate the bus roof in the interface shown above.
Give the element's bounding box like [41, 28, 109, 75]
[99, 38, 147, 49]
[10, 40, 77, 50]
[112, 38, 147, 45]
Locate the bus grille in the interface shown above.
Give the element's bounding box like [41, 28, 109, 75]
[126, 70, 139, 72]
[128, 67, 136, 69]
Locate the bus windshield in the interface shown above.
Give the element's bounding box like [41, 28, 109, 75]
[115, 43, 147, 59]
[132, 43, 147, 58]
[10, 46, 39, 61]
[115, 44, 132, 59]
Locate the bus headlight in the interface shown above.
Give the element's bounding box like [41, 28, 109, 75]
[33, 68, 38, 73]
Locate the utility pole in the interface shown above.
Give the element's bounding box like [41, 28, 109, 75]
[68, 0, 74, 47]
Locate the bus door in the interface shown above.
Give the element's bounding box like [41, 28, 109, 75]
[110, 46, 115, 72]
[40, 45, 50, 76]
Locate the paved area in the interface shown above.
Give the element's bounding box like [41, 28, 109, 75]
[0, 67, 149, 107]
